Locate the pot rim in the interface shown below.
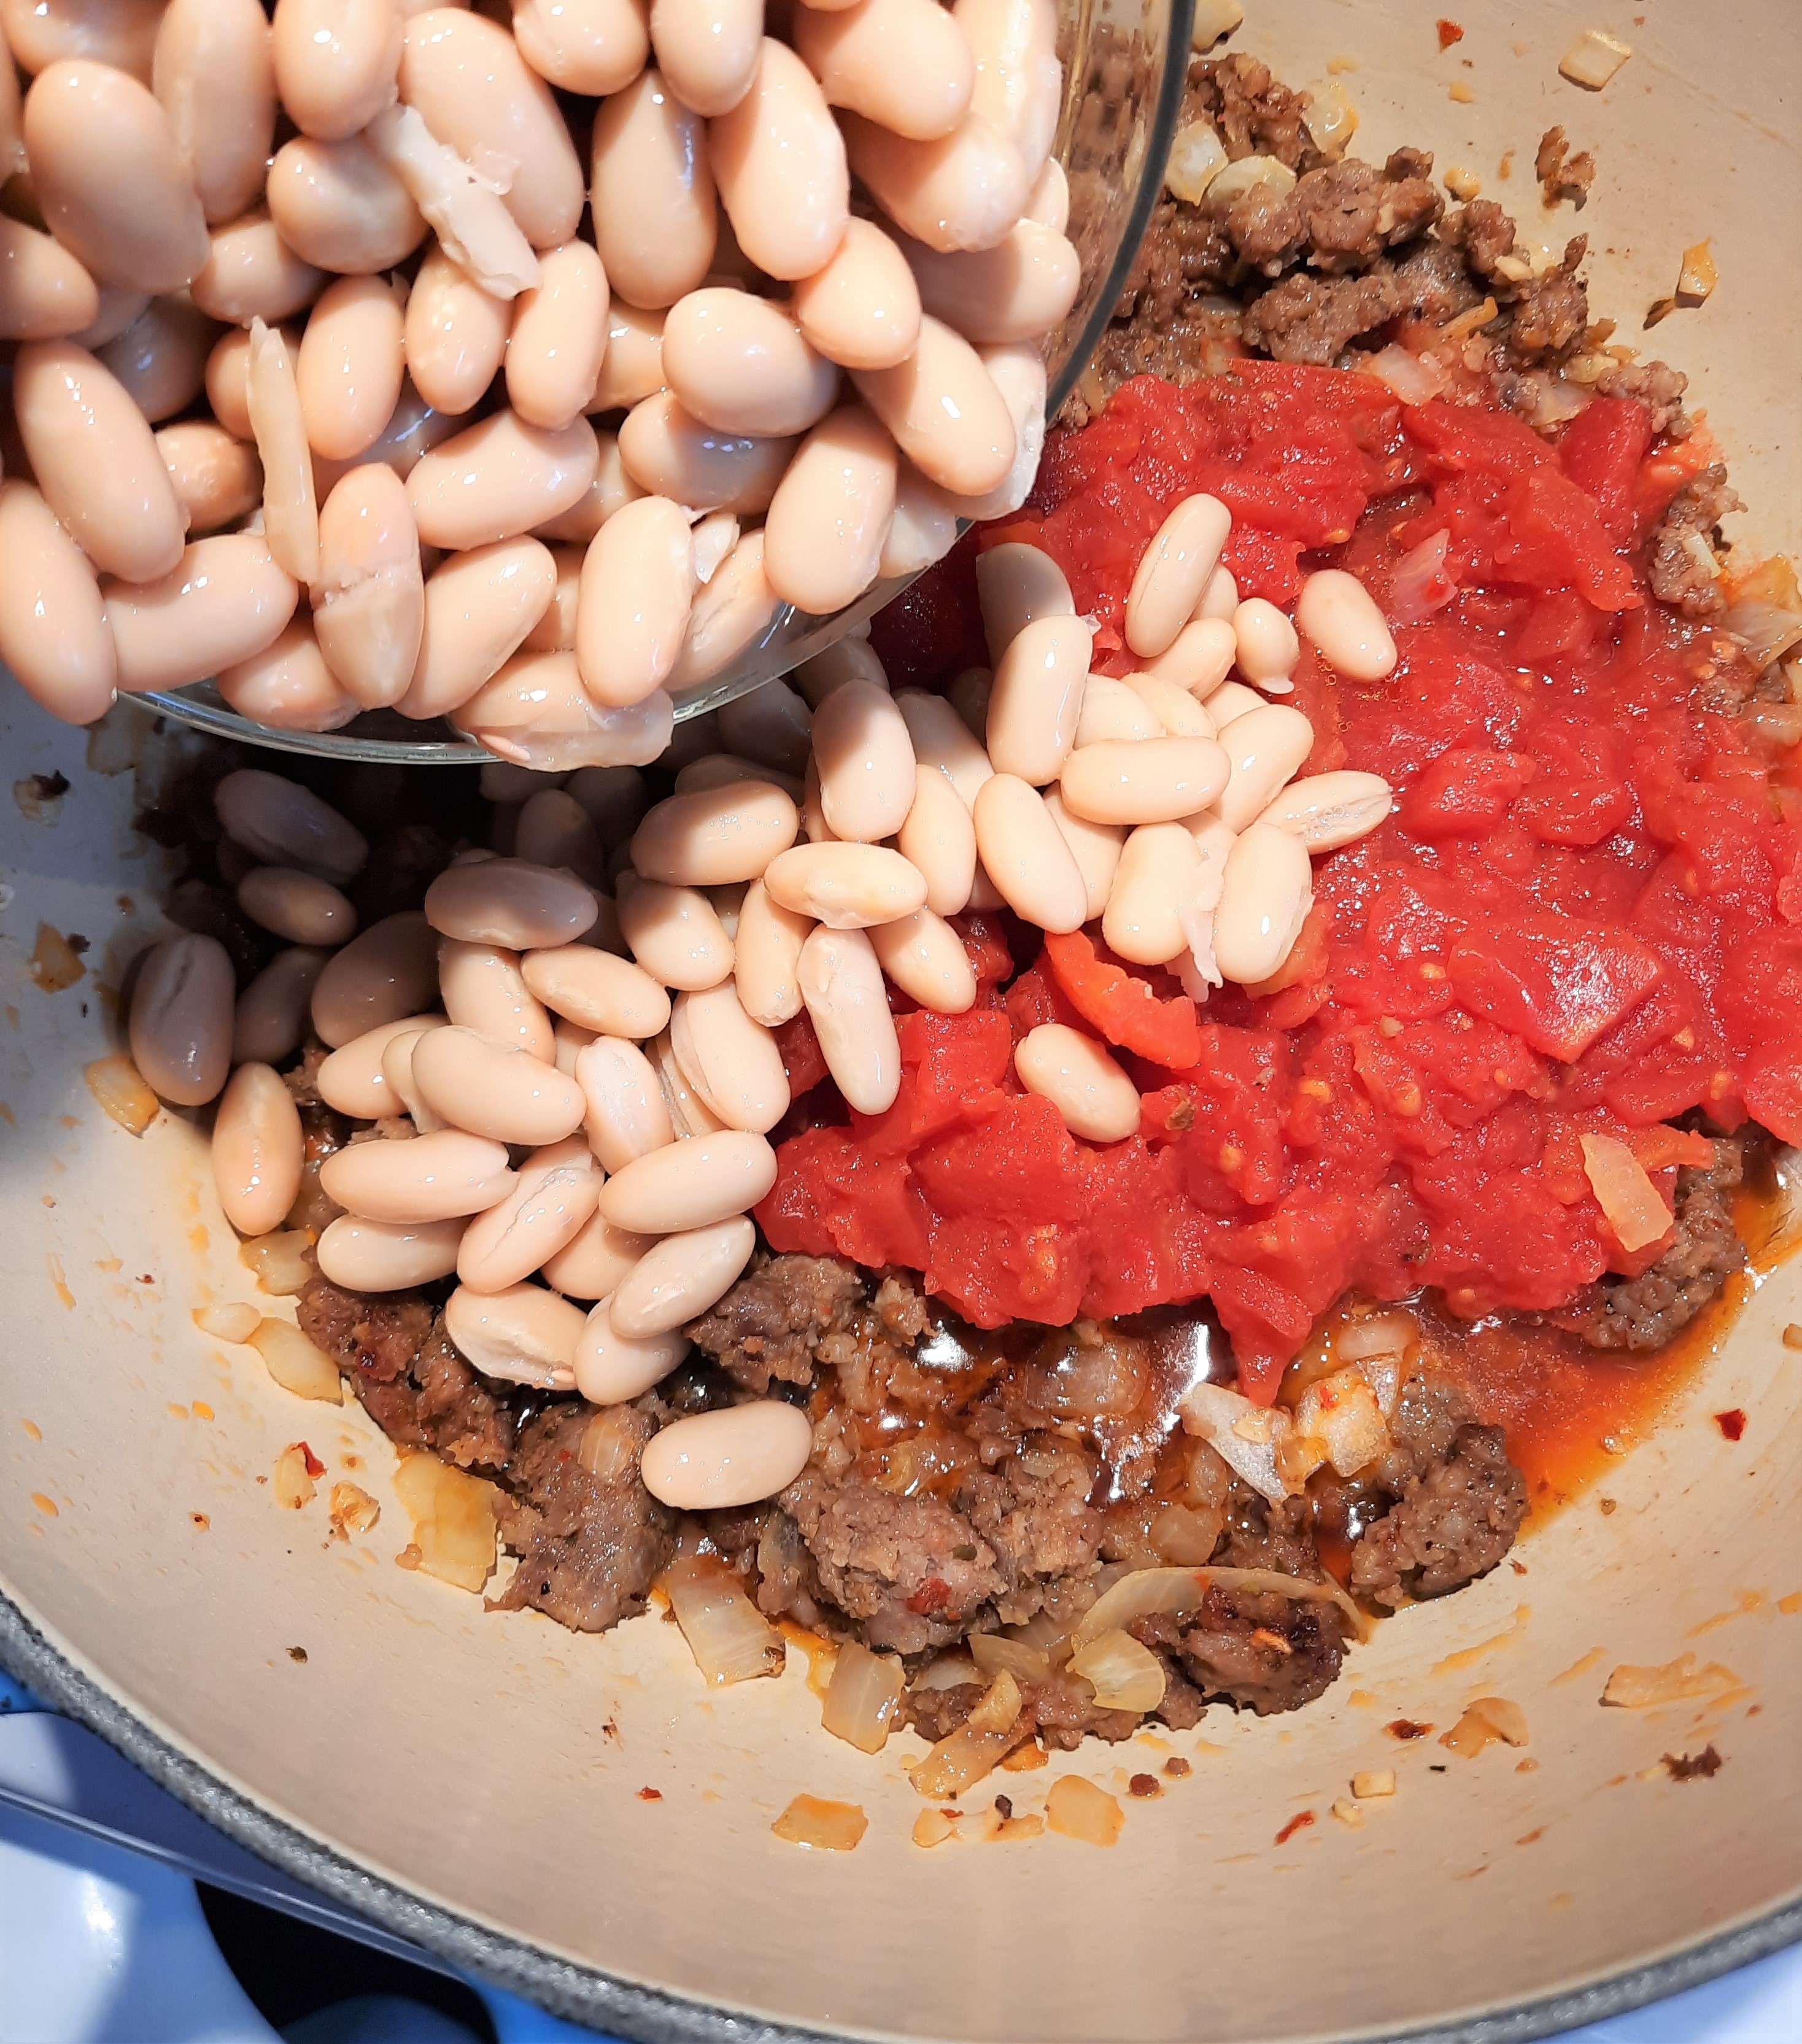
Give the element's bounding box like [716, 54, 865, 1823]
[2, 1592, 1796, 2044]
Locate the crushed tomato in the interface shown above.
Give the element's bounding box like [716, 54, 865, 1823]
[770, 367, 1802, 1400]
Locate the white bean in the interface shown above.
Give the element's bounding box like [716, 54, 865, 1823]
[599, 1128, 776, 1232]
[573, 1296, 689, 1404]
[640, 1401, 814, 1509]
[312, 462, 425, 710]
[514, 0, 649, 97]
[190, 212, 325, 325]
[611, 1214, 756, 1337]
[237, 867, 357, 948]
[107, 532, 302, 695]
[851, 313, 1013, 496]
[0, 480, 117, 726]
[1216, 703, 1315, 832]
[157, 421, 263, 536]
[425, 857, 600, 949]
[630, 779, 801, 887]
[97, 295, 215, 425]
[947, 664, 991, 738]
[789, 214, 920, 371]
[216, 768, 365, 881]
[969, 772, 1084, 932]
[1194, 563, 1237, 620]
[234, 947, 332, 1066]
[379, 1025, 449, 1132]
[568, 764, 654, 846]
[1075, 674, 1162, 746]
[709, 39, 849, 282]
[412, 1026, 587, 1145]
[955, 0, 1059, 185]
[266, 132, 427, 274]
[762, 841, 927, 928]
[763, 403, 898, 615]
[444, 1282, 583, 1390]
[1102, 821, 1199, 967]
[796, 923, 899, 1112]
[1059, 735, 1230, 827]
[715, 676, 814, 773]
[153, 0, 277, 226]
[296, 273, 405, 462]
[245, 317, 319, 584]
[878, 457, 961, 578]
[1145, 614, 1237, 697]
[128, 934, 235, 1107]
[318, 1128, 517, 1223]
[870, 907, 976, 1013]
[457, 1135, 603, 1293]
[668, 981, 791, 1131]
[401, 536, 559, 721]
[732, 878, 812, 1026]
[514, 785, 605, 878]
[949, 336, 1043, 520]
[522, 947, 671, 1040]
[616, 872, 735, 989]
[403, 242, 508, 416]
[1124, 493, 1231, 659]
[409, 409, 599, 549]
[273, 0, 402, 142]
[808, 675, 913, 842]
[895, 687, 993, 807]
[455, 652, 675, 771]
[902, 217, 1080, 346]
[1024, 155, 1067, 231]
[316, 1214, 465, 1290]
[590, 68, 716, 311]
[985, 611, 1089, 784]
[617, 389, 795, 516]
[1294, 567, 1398, 681]
[1214, 821, 1313, 986]
[542, 1209, 654, 1301]
[311, 911, 440, 1046]
[897, 762, 976, 915]
[842, 109, 1028, 257]
[508, 238, 611, 431]
[1014, 1023, 1139, 1143]
[363, 102, 538, 300]
[650, 0, 760, 114]
[1123, 670, 1214, 739]
[1040, 786, 1121, 921]
[577, 494, 697, 708]
[211, 1061, 306, 1236]
[314, 1012, 427, 1122]
[439, 939, 557, 1059]
[975, 540, 1072, 664]
[590, 300, 667, 411]
[554, 1018, 597, 1077]
[1205, 679, 1265, 729]
[794, 0, 973, 139]
[665, 528, 783, 689]
[1232, 596, 1300, 689]
[575, 1035, 676, 1171]
[1256, 769, 1393, 852]
[662, 285, 839, 438]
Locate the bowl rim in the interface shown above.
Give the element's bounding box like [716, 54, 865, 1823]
[3, 1592, 1798, 2043]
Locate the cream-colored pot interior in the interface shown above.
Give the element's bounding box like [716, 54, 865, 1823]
[3, 1, 1801, 2037]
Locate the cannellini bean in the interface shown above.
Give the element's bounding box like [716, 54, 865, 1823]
[641, 1399, 813, 1509]
[762, 841, 926, 927]
[1124, 670, 1214, 739]
[574, 1034, 675, 1171]
[543, 1209, 653, 1301]
[630, 779, 800, 886]
[0, 480, 117, 726]
[975, 540, 1072, 664]
[246, 318, 320, 584]
[215, 616, 357, 733]
[321, 1128, 517, 1224]
[508, 239, 611, 430]
[668, 982, 790, 1131]
[573, 1297, 689, 1403]
[0, 217, 99, 342]
[273, 0, 402, 142]
[190, 212, 326, 325]
[515, 785, 606, 877]
[800, 756, 835, 845]
[398, 7, 585, 249]
[0, 21, 19, 174]
[363, 101, 539, 300]
[455, 652, 675, 770]
[129, 934, 234, 1106]
[23, 61, 210, 294]
[1040, 786, 1122, 921]
[940, 335, 1042, 524]
[590, 300, 667, 411]
[793, 923, 895, 1110]
[311, 910, 440, 1045]
[1214, 822, 1312, 986]
[266, 133, 427, 275]
[664, 527, 783, 689]
[794, 0, 973, 139]
[733, 878, 810, 1025]
[843, 110, 1028, 257]
[316, 1012, 443, 1117]
[869, 906, 976, 1013]
[425, 857, 599, 950]
[1232, 597, 1300, 689]
[216, 768, 366, 880]
[457, 1135, 603, 1293]
[897, 688, 994, 807]
[716, 676, 813, 773]
[444, 1282, 583, 1389]
[439, 938, 555, 1057]
[311, 462, 425, 709]
[662, 287, 838, 438]
[851, 314, 1013, 497]
[649, 0, 760, 114]
[710, 39, 849, 282]
[296, 276, 405, 463]
[1124, 494, 1232, 659]
[400, 536, 558, 719]
[1256, 768, 1393, 852]
[375, 1026, 444, 1132]
[153, 0, 277, 226]
[234, 947, 331, 1066]
[763, 404, 898, 615]
[1295, 567, 1398, 681]
[897, 763, 976, 915]
[1103, 821, 1199, 966]
[956, 0, 1059, 179]
[1216, 703, 1315, 831]
[790, 215, 920, 371]
[810, 674, 915, 841]
[1015, 1023, 1139, 1142]
[4, 0, 164, 81]
[576, 494, 697, 708]
[98, 298, 218, 426]
[1059, 735, 1231, 827]
[971, 773, 1085, 932]
[408, 409, 598, 549]
[690, 508, 740, 585]
[615, 872, 735, 989]
[515, 0, 650, 96]
[106, 536, 301, 695]
[211, 1062, 306, 1237]
[617, 389, 794, 514]
[599, 1128, 776, 1231]
[567, 764, 653, 846]
[523, 945, 670, 1041]
[985, 611, 1089, 784]
[1206, 679, 1265, 728]
[14, 340, 187, 584]
[516, 545, 579, 656]
[794, 634, 887, 709]
[238, 867, 358, 947]
[157, 422, 263, 536]
[610, 1215, 756, 1338]
[69, 282, 150, 350]
[1145, 614, 1237, 697]
[1075, 674, 1162, 746]
[589, 68, 716, 311]
[317, 1213, 465, 1290]
[411, 1026, 587, 1145]
[204, 325, 269, 441]
[403, 243, 508, 415]
[902, 217, 1079, 346]
[1024, 155, 1067, 231]
[1194, 563, 1237, 621]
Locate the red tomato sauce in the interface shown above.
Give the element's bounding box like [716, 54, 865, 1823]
[765, 366, 1802, 1403]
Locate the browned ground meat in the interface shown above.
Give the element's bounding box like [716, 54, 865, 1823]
[1647, 465, 1744, 616]
[1593, 356, 1690, 437]
[283, 1045, 329, 1107]
[684, 1252, 863, 1392]
[1562, 1139, 1747, 1350]
[905, 1675, 1143, 1749]
[348, 823, 457, 924]
[1134, 1584, 1347, 1716]
[489, 1403, 677, 1632]
[1536, 125, 1595, 209]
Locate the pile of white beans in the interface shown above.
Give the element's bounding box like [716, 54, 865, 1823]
[125, 496, 1397, 1511]
[0, 0, 1077, 751]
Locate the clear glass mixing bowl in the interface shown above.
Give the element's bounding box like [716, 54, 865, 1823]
[137, 0, 1195, 765]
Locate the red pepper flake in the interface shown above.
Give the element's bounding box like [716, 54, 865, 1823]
[1128, 1773, 1161, 1798]
[297, 1442, 325, 1479]
[1387, 1718, 1434, 1741]
[905, 1576, 952, 1615]
[1274, 1809, 1316, 1845]
[1714, 1409, 1746, 1441]
[1437, 18, 1464, 47]
[638, 1787, 663, 1802]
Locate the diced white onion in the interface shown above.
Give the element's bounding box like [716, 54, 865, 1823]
[1579, 1131, 1673, 1254]
[1178, 1380, 1296, 1500]
[821, 1640, 905, 1752]
[661, 1557, 786, 1687]
[1069, 1564, 1370, 1654]
[1165, 122, 1227, 205]
[1207, 155, 1297, 206]
[249, 1317, 342, 1403]
[1067, 1627, 1166, 1712]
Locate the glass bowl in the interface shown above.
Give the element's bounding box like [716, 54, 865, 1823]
[138, 0, 1196, 765]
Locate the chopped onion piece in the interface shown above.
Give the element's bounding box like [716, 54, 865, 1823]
[1558, 28, 1632, 90]
[661, 1556, 785, 1687]
[967, 1667, 1023, 1734]
[1302, 80, 1358, 159]
[393, 1452, 498, 1592]
[1352, 1768, 1396, 1798]
[1070, 1565, 1371, 1653]
[1165, 122, 1226, 205]
[1334, 1312, 1416, 1363]
[909, 1720, 1018, 1798]
[193, 1301, 261, 1344]
[1677, 241, 1717, 303]
[249, 1317, 342, 1403]
[1293, 1366, 1390, 1477]
[273, 1441, 317, 1509]
[911, 1651, 980, 1691]
[912, 1807, 958, 1848]
[240, 1230, 314, 1296]
[969, 1632, 1051, 1685]
[1579, 1132, 1673, 1253]
[1190, 0, 1242, 48]
[85, 1056, 158, 1135]
[1045, 1775, 1123, 1846]
[1601, 1652, 1742, 1708]
[821, 1640, 904, 1753]
[1722, 600, 1802, 672]
[1467, 1695, 1529, 1747]
[771, 1795, 867, 1851]
[1388, 527, 1456, 623]
[1067, 1628, 1166, 1713]
[1207, 155, 1297, 206]
[1179, 1380, 1296, 1500]
[1364, 344, 1445, 407]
